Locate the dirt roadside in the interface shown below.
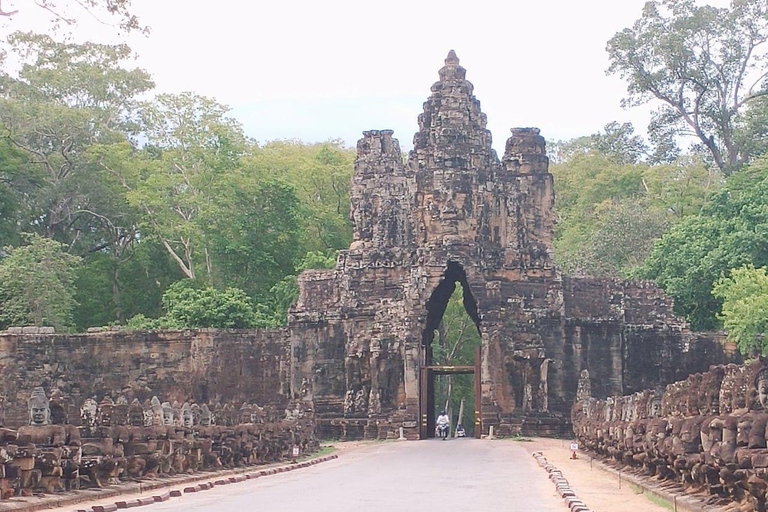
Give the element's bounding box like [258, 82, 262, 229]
[518, 437, 726, 512]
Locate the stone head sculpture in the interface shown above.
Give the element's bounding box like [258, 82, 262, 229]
[151, 396, 164, 426]
[647, 389, 663, 419]
[29, 387, 51, 426]
[200, 404, 213, 426]
[161, 402, 174, 426]
[80, 398, 99, 428]
[756, 367, 768, 409]
[113, 396, 129, 425]
[181, 403, 193, 428]
[191, 403, 201, 426]
[171, 401, 182, 427]
[129, 399, 145, 427]
[98, 397, 115, 426]
[49, 388, 67, 425]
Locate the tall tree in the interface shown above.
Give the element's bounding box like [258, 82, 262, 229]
[641, 156, 768, 329]
[244, 140, 354, 252]
[0, 33, 153, 248]
[607, 0, 768, 174]
[114, 93, 247, 281]
[0, 233, 80, 331]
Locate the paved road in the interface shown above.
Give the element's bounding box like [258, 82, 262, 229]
[151, 439, 564, 512]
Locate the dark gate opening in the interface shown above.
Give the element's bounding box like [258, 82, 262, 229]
[419, 261, 482, 439]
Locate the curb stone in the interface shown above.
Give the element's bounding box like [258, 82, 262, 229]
[60, 454, 339, 512]
[532, 452, 592, 512]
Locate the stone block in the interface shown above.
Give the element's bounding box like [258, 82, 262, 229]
[92, 505, 119, 512]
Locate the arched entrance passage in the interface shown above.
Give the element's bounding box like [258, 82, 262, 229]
[419, 261, 483, 439]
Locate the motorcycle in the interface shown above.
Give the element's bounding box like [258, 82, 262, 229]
[435, 423, 450, 439]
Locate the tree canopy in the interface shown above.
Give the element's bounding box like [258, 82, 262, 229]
[713, 265, 768, 355]
[0, 234, 81, 331]
[641, 156, 768, 329]
[607, 0, 768, 174]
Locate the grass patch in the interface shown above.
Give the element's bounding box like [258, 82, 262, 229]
[512, 434, 534, 442]
[312, 444, 337, 458]
[644, 492, 674, 511]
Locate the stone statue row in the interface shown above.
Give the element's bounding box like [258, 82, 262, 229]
[0, 388, 316, 499]
[571, 363, 768, 512]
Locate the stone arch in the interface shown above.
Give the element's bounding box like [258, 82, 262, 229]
[421, 261, 481, 365]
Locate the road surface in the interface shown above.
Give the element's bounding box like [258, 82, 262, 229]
[150, 439, 564, 512]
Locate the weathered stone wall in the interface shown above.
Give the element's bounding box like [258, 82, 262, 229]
[0, 329, 290, 428]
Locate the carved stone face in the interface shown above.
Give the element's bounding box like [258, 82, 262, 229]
[758, 374, 768, 409]
[182, 404, 193, 428]
[31, 404, 50, 425]
[648, 397, 662, 418]
[29, 388, 51, 426]
[162, 403, 174, 426]
[200, 405, 212, 427]
[129, 400, 144, 427]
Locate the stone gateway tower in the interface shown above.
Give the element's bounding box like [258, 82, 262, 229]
[288, 51, 728, 440]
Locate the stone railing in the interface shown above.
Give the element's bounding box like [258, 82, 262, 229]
[0, 390, 316, 499]
[571, 362, 768, 512]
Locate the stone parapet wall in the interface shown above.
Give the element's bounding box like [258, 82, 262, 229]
[0, 390, 315, 499]
[572, 362, 768, 512]
[0, 329, 290, 428]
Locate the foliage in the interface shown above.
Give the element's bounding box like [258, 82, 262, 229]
[160, 282, 261, 329]
[124, 281, 261, 330]
[0, 0, 146, 35]
[549, 122, 648, 165]
[641, 156, 768, 329]
[713, 265, 768, 355]
[607, 0, 768, 174]
[552, 146, 718, 277]
[244, 140, 355, 252]
[0, 33, 153, 246]
[0, 233, 81, 331]
[559, 198, 670, 278]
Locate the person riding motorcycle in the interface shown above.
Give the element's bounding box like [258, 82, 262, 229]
[436, 411, 450, 440]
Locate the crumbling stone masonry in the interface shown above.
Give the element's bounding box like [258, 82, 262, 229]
[288, 51, 734, 439]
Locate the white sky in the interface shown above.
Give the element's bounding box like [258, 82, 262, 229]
[0, 0, 732, 152]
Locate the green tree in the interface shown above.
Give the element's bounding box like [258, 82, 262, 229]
[561, 198, 670, 278]
[713, 265, 768, 355]
[244, 140, 355, 252]
[0, 233, 80, 331]
[552, 135, 719, 277]
[0, 33, 152, 248]
[161, 282, 258, 329]
[607, 0, 768, 174]
[116, 93, 248, 282]
[549, 122, 647, 165]
[641, 156, 768, 329]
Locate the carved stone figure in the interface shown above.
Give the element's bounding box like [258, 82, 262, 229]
[757, 367, 768, 410]
[200, 404, 212, 427]
[161, 402, 174, 426]
[29, 387, 51, 426]
[576, 369, 591, 403]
